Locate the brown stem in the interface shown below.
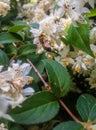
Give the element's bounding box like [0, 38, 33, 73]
[58, 99, 83, 124]
[26, 58, 51, 90]
[26, 58, 82, 124]
[9, 55, 17, 63]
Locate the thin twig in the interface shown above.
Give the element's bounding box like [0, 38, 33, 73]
[26, 58, 51, 90]
[9, 55, 17, 63]
[58, 99, 83, 124]
[26, 58, 82, 124]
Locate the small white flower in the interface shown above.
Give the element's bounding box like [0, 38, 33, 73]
[0, 2, 10, 16]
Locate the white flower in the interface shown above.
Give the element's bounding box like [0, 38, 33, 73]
[0, 61, 34, 108]
[85, 0, 95, 8]
[0, 2, 10, 16]
[56, 0, 89, 22]
[90, 44, 96, 57]
[39, 16, 57, 36]
[72, 56, 87, 73]
[0, 123, 8, 130]
[90, 27, 96, 44]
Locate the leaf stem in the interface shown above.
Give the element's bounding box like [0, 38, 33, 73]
[27, 58, 82, 124]
[9, 55, 17, 63]
[26, 58, 51, 90]
[58, 99, 83, 124]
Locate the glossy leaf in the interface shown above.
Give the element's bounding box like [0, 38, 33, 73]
[62, 23, 93, 56]
[53, 121, 84, 130]
[76, 94, 96, 122]
[5, 44, 17, 56]
[0, 32, 21, 44]
[17, 44, 36, 57]
[42, 59, 71, 97]
[0, 49, 9, 66]
[9, 91, 59, 124]
[8, 25, 29, 33]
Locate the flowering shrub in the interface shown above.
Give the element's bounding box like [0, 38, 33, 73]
[0, 0, 96, 130]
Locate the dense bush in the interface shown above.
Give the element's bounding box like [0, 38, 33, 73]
[0, 0, 96, 130]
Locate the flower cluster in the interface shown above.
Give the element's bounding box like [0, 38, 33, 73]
[0, 61, 34, 121]
[18, 0, 96, 90]
[0, 0, 10, 16]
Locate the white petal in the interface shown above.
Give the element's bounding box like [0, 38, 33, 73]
[20, 63, 32, 75]
[23, 87, 35, 96]
[88, 0, 94, 8]
[0, 112, 14, 121]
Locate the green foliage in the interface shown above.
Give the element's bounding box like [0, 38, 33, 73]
[53, 121, 84, 130]
[0, 32, 22, 44]
[76, 94, 96, 122]
[9, 91, 59, 124]
[42, 59, 71, 97]
[17, 44, 36, 57]
[0, 1, 96, 129]
[86, 8, 96, 18]
[62, 23, 93, 56]
[8, 124, 24, 130]
[5, 44, 17, 56]
[0, 49, 9, 66]
[8, 25, 29, 33]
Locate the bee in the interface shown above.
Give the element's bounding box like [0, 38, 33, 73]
[39, 33, 51, 51]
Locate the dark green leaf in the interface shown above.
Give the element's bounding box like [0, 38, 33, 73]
[9, 124, 24, 130]
[53, 121, 84, 130]
[5, 44, 17, 56]
[18, 44, 36, 57]
[42, 59, 71, 97]
[0, 49, 9, 66]
[76, 94, 96, 122]
[9, 91, 59, 124]
[0, 32, 21, 44]
[62, 23, 93, 56]
[8, 25, 29, 33]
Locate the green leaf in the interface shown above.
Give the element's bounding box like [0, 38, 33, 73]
[17, 44, 36, 57]
[42, 59, 71, 97]
[53, 121, 84, 130]
[76, 94, 96, 122]
[0, 32, 21, 44]
[8, 25, 29, 33]
[9, 91, 59, 124]
[5, 44, 17, 56]
[0, 49, 9, 66]
[9, 124, 24, 130]
[62, 23, 93, 56]
[86, 8, 96, 18]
